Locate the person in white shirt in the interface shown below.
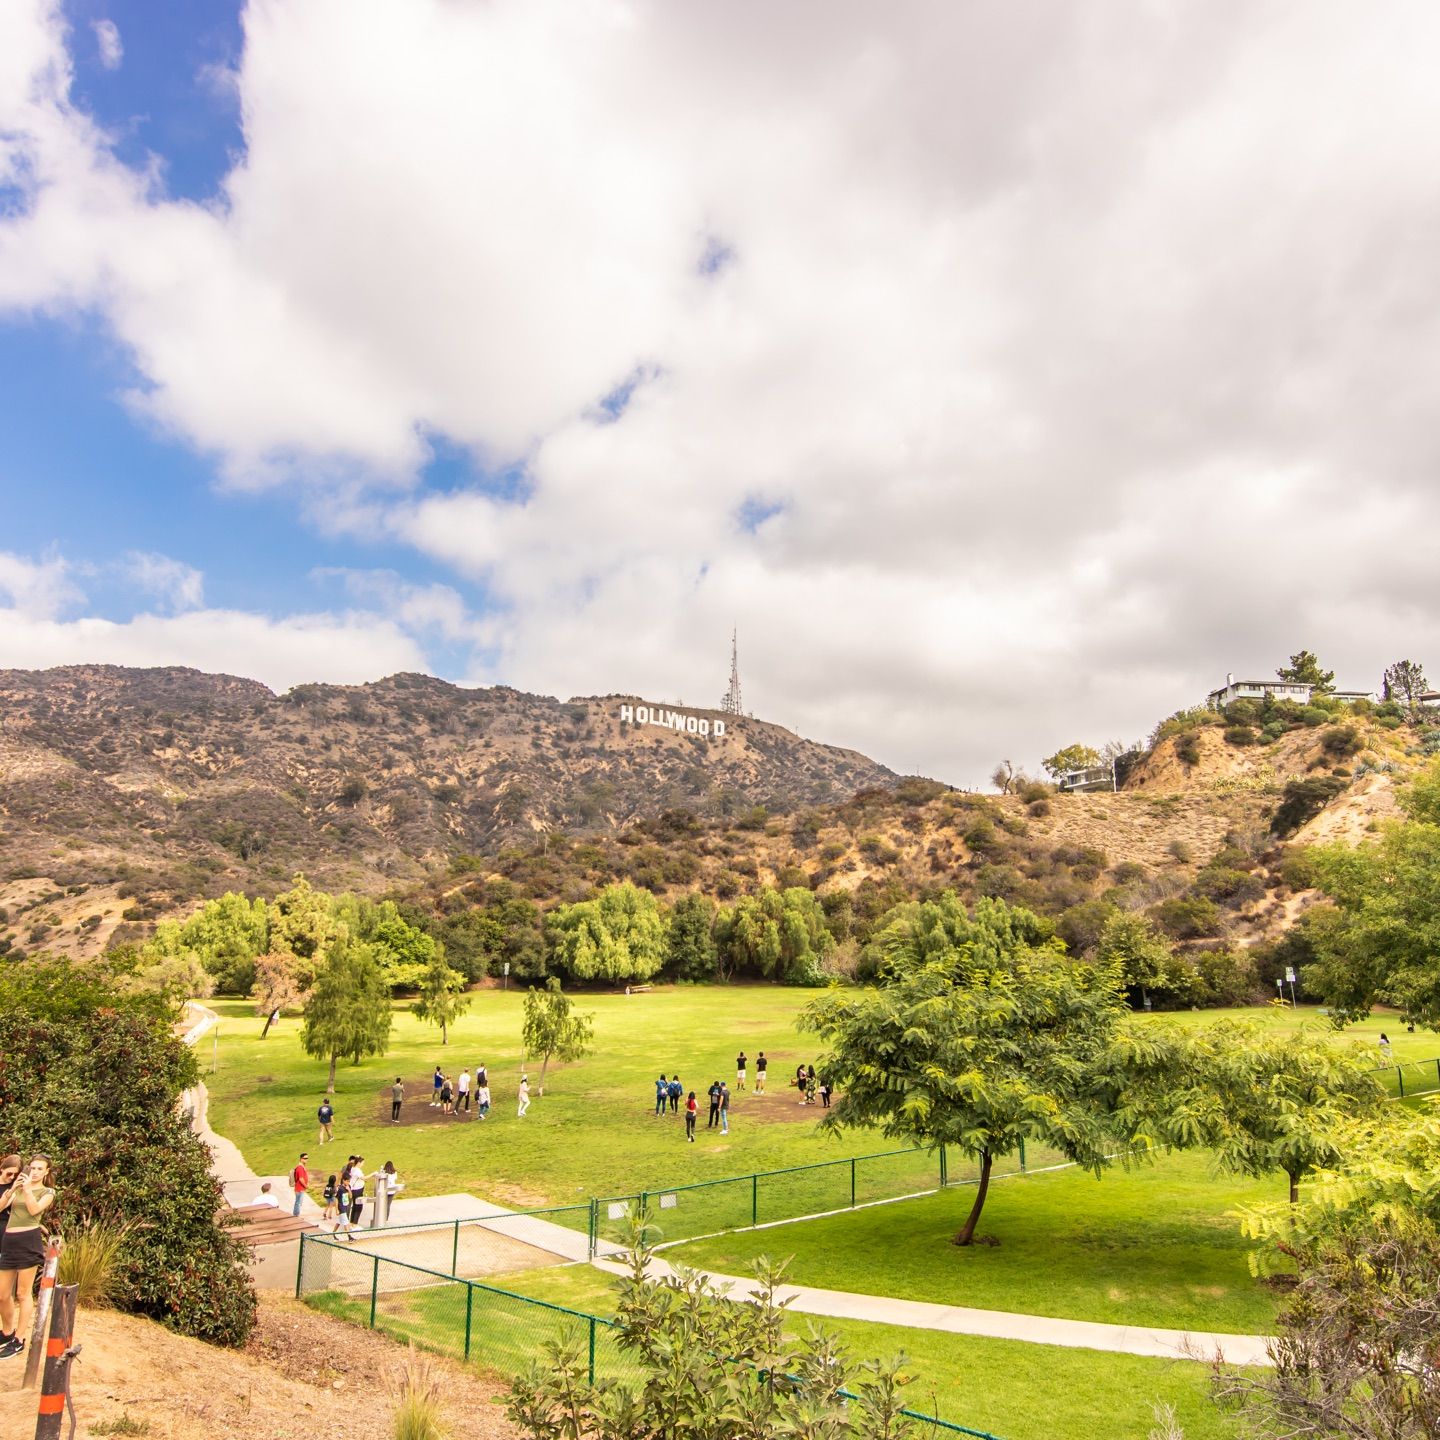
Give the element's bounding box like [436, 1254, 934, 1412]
[517, 1076, 530, 1117]
[457, 1068, 471, 1112]
[476, 1083, 491, 1119]
[348, 1160, 366, 1228]
[250, 1182, 281, 1209]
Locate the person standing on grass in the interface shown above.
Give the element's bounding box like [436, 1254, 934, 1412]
[755, 1052, 767, 1094]
[1379, 1032, 1393, 1063]
[819, 1075, 831, 1109]
[290, 1152, 310, 1216]
[805, 1065, 817, 1105]
[431, 1065, 444, 1107]
[720, 1082, 731, 1135]
[317, 1097, 334, 1145]
[668, 1075, 682, 1113]
[477, 1081, 491, 1119]
[654, 1073, 668, 1116]
[707, 1079, 722, 1129]
[476, 1062, 488, 1092]
[0, 1155, 56, 1360]
[440, 1074, 454, 1115]
[458, 1068, 471, 1112]
[390, 1077, 405, 1124]
[684, 1091, 698, 1142]
[518, 1075, 531, 1117]
[736, 1051, 747, 1091]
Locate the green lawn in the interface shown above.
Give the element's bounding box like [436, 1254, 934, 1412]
[311, 1259, 1248, 1440]
[672, 1150, 1283, 1334]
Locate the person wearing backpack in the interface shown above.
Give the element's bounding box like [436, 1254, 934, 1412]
[290, 1152, 310, 1216]
[668, 1076, 682, 1113]
[317, 1097, 334, 1145]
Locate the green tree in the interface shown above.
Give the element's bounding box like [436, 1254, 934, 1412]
[253, 951, 305, 1035]
[1151, 1022, 1383, 1203]
[1095, 911, 1193, 1007]
[269, 873, 333, 981]
[1278, 649, 1336, 693]
[177, 891, 270, 994]
[805, 896, 1133, 1245]
[300, 932, 393, 1090]
[545, 882, 668, 983]
[716, 887, 834, 983]
[521, 978, 593, 1096]
[1040, 743, 1102, 779]
[1306, 758, 1440, 1026]
[665, 892, 718, 980]
[411, 945, 470, 1044]
[1382, 658, 1429, 710]
[510, 1233, 919, 1440]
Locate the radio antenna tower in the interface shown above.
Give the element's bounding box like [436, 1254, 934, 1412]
[720, 629, 743, 715]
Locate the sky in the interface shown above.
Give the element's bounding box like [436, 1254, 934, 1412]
[2, 0, 1439, 786]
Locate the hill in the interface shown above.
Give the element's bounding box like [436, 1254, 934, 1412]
[0, 665, 895, 952]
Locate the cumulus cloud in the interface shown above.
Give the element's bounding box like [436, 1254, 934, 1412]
[0, 551, 83, 620]
[120, 551, 204, 612]
[3, 1, 1440, 778]
[91, 17, 121, 70]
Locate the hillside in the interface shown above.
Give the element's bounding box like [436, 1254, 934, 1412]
[0, 665, 894, 950]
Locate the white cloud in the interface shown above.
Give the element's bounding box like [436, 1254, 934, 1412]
[0, 551, 82, 619]
[120, 551, 204, 611]
[91, 18, 121, 70]
[4, 1, 1440, 779]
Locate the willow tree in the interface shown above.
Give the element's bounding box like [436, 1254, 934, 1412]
[805, 896, 1133, 1245]
[301, 932, 392, 1091]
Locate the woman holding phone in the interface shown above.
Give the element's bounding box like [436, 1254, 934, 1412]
[0, 1155, 56, 1360]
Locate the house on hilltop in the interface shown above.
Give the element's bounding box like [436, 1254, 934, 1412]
[1055, 762, 1115, 794]
[1207, 674, 1313, 708]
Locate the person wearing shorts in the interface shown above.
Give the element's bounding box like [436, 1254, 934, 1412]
[755, 1052, 767, 1094]
[736, 1052, 747, 1091]
[0, 1155, 56, 1359]
[517, 1076, 531, 1117]
[317, 1098, 334, 1144]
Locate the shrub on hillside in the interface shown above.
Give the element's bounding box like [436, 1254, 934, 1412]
[0, 958, 255, 1346]
[1271, 776, 1349, 837]
[1321, 725, 1363, 757]
[1175, 732, 1203, 766]
[1016, 780, 1052, 804]
[1151, 895, 1222, 939]
[1193, 866, 1265, 906]
[1224, 725, 1259, 747]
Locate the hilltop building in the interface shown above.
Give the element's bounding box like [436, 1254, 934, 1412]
[1206, 674, 1378, 709]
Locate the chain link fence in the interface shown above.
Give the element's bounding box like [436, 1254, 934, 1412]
[1370, 1055, 1440, 1100]
[296, 1233, 1004, 1438]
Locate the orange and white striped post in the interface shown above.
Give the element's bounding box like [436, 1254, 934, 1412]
[31, 1283, 78, 1440]
[21, 1238, 62, 1391]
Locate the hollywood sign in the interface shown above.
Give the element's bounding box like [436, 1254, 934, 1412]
[619, 704, 727, 738]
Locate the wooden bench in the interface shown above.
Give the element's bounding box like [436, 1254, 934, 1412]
[222, 1203, 321, 1248]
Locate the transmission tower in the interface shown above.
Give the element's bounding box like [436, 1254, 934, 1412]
[720, 629, 743, 715]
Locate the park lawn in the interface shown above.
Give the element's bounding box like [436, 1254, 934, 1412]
[1145, 1003, 1434, 1064]
[204, 986, 866, 1205]
[325, 1260, 1246, 1440]
[671, 1149, 1283, 1334]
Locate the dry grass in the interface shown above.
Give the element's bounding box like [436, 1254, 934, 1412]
[58, 1219, 136, 1307]
[392, 1346, 450, 1440]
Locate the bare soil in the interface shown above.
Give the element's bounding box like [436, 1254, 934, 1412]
[0, 1294, 520, 1440]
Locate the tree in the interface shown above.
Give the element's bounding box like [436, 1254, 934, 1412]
[545, 883, 668, 983]
[411, 945, 470, 1044]
[1150, 1022, 1383, 1203]
[1382, 658, 1429, 710]
[805, 896, 1134, 1245]
[716, 888, 834, 983]
[990, 759, 1016, 795]
[177, 891, 270, 994]
[1040, 743, 1101, 780]
[1278, 649, 1335, 693]
[253, 952, 305, 1035]
[1306, 758, 1440, 1026]
[510, 1233, 920, 1440]
[521, 978, 593, 1096]
[269, 873, 333, 982]
[1095, 911, 1193, 1007]
[665, 893, 718, 980]
[300, 932, 393, 1090]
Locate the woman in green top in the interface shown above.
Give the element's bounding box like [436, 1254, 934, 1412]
[0, 1155, 56, 1360]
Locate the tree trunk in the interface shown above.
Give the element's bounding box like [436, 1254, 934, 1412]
[441, 1018, 448, 1046]
[260, 1012, 275, 1038]
[327, 1052, 338, 1093]
[538, 1052, 551, 1097]
[954, 1149, 993, 1246]
[1288, 1169, 1299, 1205]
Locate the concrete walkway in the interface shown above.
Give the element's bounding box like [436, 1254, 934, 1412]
[593, 1255, 1274, 1367]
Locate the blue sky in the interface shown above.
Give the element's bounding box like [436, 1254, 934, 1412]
[3, 1, 1438, 782]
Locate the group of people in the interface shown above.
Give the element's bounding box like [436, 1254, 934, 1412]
[653, 1051, 835, 1141]
[792, 1063, 831, 1107]
[322, 1156, 401, 1239]
[424, 1064, 495, 1119]
[0, 1153, 55, 1362]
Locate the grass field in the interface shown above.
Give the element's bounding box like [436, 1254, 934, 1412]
[306, 1257, 1250, 1440]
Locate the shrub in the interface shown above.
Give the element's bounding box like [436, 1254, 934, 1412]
[392, 1347, 448, 1440]
[1110, 860, 1148, 886]
[1321, 725, 1363, 757]
[1298, 705, 1329, 727]
[1151, 895, 1222, 939]
[1271, 776, 1349, 837]
[1223, 699, 1262, 725]
[1026, 799, 1051, 817]
[1175, 732, 1202, 767]
[1225, 725, 1259, 747]
[1017, 780, 1052, 804]
[1193, 866, 1265, 906]
[57, 1220, 135, 1308]
[1167, 839, 1194, 864]
[1190, 947, 1258, 1006]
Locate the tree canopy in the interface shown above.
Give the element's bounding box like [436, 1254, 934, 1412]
[411, 944, 471, 1044]
[1278, 649, 1335, 692]
[300, 931, 393, 1090]
[1041, 743, 1101, 779]
[545, 882, 668, 982]
[521, 978, 594, 1095]
[1382, 658, 1429, 709]
[805, 896, 1134, 1244]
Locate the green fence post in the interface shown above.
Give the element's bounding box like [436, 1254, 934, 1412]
[1398, 1067, 1405, 1098]
[369, 1255, 379, 1329]
[1435, 1058, 1439, 1090]
[850, 1158, 856, 1208]
[588, 1197, 598, 1259]
[751, 1173, 758, 1228]
[452, 1220, 460, 1276]
[939, 1145, 947, 1187]
[464, 1283, 474, 1361]
[1019, 1138, 1027, 1173]
[588, 1316, 597, 1384]
[295, 1234, 306, 1298]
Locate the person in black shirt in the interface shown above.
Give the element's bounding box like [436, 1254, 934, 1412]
[736, 1052, 747, 1090]
[755, 1052, 768, 1095]
[707, 1080, 722, 1128]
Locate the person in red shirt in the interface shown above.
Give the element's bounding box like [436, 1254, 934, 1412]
[684, 1091, 698, 1143]
[290, 1152, 310, 1217]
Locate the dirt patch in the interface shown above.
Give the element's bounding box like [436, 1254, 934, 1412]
[338, 1225, 566, 1283]
[377, 1073, 491, 1126]
[0, 1294, 519, 1440]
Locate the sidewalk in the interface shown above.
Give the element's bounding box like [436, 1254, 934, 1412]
[593, 1255, 1273, 1367]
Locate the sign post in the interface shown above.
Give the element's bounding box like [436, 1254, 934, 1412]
[22, 1239, 62, 1390]
[1284, 966, 1298, 1008]
[503, 962, 510, 992]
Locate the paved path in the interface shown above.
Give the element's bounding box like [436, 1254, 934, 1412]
[593, 1255, 1273, 1367]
